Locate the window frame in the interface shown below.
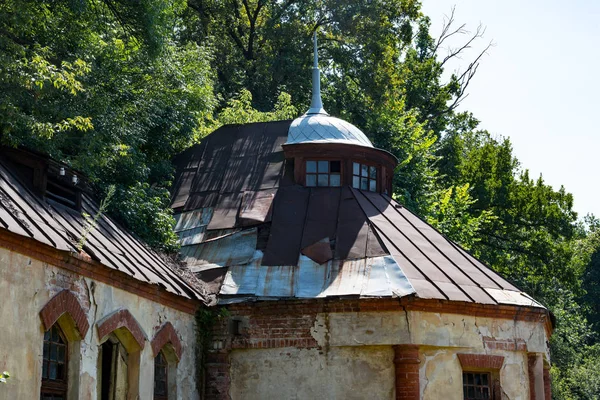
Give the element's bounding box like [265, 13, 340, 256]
[41, 324, 69, 399]
[462, 371, 495, 400]
[154, 351, 170, 400]
[352, 161, 378, 192]
[304, 159, 342, 188]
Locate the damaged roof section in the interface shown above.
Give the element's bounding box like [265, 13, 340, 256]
[171, 121, 544, 310]
[0, 156, 202, 301]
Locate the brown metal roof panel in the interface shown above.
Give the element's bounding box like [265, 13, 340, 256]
[362, 191, 476, 287]
[184, 192, 220, 211]
[0, 204, 31, 238]
[0, 169, 73, 250]
[460, 285, 497, 305]
[353, 190, 453, 284]
[335, 187, 368, 260]
[408, 278, 448, 300]
[262, 186, 310, 266]
[435, 281, 473, 302]
[171, 170, 195, 209]
[80, 196, 195, 297]
[389, 202, 503, 290]
[206, 192, 243, 230]
[238, 189, 276, 226]
[450, 242, 519, 291]
[365, 225, 388, 258]
[373, 227, 425, 280]
[300, 187, 340, 249]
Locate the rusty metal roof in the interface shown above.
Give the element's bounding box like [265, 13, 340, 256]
[0, 157, 202, 300]
[172, 121, 544, 309]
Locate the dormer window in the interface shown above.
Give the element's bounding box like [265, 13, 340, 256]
[305, 160, 341, 187]
[352, 162, 377, 191]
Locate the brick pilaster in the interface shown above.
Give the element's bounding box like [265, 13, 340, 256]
[528, 353, 544, 400]
[393, 344, 420, 400]
[205, 351, 230, 400]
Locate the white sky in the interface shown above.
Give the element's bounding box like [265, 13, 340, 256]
[421, 0, 600, 218]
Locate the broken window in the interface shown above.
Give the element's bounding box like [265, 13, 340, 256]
[41, 325, 68, 400]
[305, 160, 341, 187]
[352, 162, 377, 191]
[463, 372, 492, 399]
[99, 338, 129, 400]
[154, 351, 169, 400]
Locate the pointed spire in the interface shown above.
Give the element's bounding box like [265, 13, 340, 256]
[306, 30, 328, 115]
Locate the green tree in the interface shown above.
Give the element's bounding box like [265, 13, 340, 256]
[0, 0, 215, 251]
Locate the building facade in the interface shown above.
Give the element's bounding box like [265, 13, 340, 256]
[169, 34, 554, 400]
[0, 148, 202, 399]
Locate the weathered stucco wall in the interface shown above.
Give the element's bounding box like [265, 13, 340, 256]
[213, 303, 549, 400]
[229, 346, 395, 400]
[0, 247, 198, 399]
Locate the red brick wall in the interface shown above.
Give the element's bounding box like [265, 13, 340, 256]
[393, 345, 420, 400]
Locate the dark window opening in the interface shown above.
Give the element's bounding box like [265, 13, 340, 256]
[99, 339, 128, 400]
[306, 160, 341, 187]
[46, 179, 80, 210]
[352, 162, 377, 192]
[40, 325, 68, 400]
[463, 372, 491, 400]
[154, 351, 169, 400]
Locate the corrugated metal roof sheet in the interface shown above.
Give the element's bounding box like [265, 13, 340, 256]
[0, 158, 201, 301]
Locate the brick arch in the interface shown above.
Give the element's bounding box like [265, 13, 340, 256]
[39, 290, 89, 339]
[151, 322, 183, 361]
[97, 309, 146, 351]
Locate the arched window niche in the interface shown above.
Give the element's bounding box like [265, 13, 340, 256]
[39, 290, 90, 400]
[96, 309, 146, 400]
[151, 322, 183, 400]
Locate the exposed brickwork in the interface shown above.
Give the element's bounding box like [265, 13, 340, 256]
[96, 309, 146, 350]
[393, 345, 420, 400]
[543, 366, 552, 400]
[39, 289, 90, 338]
[457, 354, 505, 370]
[151, 322, 183, 360]
[483, 336, 527, 352]
[205, 351, 230, 400]
[528, 354, 538, 400]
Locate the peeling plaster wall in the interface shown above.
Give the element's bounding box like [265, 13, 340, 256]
[419, 348, 529, 400]
[229, 346, 395, 400]
[219, 307, 549, 399]
[0, 248, 198, 400]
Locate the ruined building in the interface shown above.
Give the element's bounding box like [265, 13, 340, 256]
[171, 34, 553, 399]
[0, 34, 552, 399]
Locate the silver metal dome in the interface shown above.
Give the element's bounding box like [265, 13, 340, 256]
[287, 114, 373, 147]
[286, 30, 373, 148]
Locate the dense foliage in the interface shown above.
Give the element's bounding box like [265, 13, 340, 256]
[2, 1, 599, 397]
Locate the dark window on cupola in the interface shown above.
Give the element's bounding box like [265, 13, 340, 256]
[305, 160, 341, 187]
[352, 162, 377, 191]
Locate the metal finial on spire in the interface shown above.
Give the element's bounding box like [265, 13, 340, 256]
[307, 30, 327, 115]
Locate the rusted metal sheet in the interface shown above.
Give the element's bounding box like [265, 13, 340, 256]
[484, 288, 544, 307]
[0, 158, 201, 300]
[219, 254, 415, 301]
[181, 228, 257, 272]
